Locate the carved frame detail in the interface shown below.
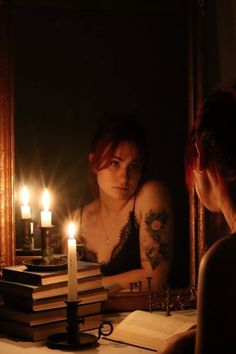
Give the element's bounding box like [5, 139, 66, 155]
[0, 0, 15, 268]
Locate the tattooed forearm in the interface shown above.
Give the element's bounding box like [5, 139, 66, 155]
[144, 209, 169, 270]
[145, 242, 169, 270]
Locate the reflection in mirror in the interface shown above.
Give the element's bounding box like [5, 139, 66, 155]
[11, 1, 190, 288]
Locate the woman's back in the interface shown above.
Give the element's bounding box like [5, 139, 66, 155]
[195, 234, 236, 354]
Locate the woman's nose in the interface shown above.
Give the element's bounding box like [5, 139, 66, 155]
[118, 167, 129, 182]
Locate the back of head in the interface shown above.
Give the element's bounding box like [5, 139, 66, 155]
[185, 81, 236, 201]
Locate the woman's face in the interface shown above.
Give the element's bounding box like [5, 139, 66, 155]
[96, 141, 142, 200]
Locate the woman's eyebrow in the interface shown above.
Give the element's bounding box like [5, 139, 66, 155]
[111, 155, 123, 161]
[112, 155, 139, 163]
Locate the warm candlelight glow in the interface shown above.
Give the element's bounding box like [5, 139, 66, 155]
[67, 222, 78, 301]
[21, 186, 29, 205]
[68, 222, 76, 238]
[20, 186, 31, 219]
[40, 188, 52, 227]
[42, 188, 50, 211]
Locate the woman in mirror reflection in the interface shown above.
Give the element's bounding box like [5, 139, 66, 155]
[73, 113, 174, 292]
[161, 82, 236, 354]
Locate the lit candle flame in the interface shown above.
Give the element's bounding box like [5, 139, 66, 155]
[42, 188, 50, 211]
[21, 186, 29, 206]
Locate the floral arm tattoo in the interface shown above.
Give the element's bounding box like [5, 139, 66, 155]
[144, 209, 169, 270]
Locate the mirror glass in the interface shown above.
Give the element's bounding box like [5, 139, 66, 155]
[11, 0, 189, 288]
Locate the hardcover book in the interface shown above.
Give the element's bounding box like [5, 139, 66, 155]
[0, 275, 103, 300]
[4, 288, 108, 311]
[2, 261, 101, 286]
[0, 301, 101, 326]
[0, 313, 103, 341]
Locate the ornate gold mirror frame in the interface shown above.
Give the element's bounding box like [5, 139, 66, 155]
[0, 1, 15, 269]
[188, 0, 207, 286]
[0, 0, 208, 285]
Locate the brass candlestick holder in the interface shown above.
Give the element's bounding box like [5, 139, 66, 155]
[22, 225, 67, 270]
[40, 226, 54, 264]
[47, 300, 113, 350]
[22, 218, 34, 251]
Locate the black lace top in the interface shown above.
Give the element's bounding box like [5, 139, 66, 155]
[79, 204, 141, 276]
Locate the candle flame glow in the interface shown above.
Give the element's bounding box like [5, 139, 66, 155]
[42, 188, 50, 211]
[21, 186, 29, 206]
[68, 222, 76, 239]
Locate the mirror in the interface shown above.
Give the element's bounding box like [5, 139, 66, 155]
[187, 0, 236, 284]
[1, 0, 206, 288]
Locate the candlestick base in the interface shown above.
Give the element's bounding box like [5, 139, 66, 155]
[22, 256, 67, 271]
[47, 332, 99, 350]
[47, 301, 113, 350]
[40, 225, 55, 264]
[21, 225, 67, 270]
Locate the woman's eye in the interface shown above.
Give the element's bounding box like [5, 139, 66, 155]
[129, 163, 139, 171]
[110, 160, 119, 167]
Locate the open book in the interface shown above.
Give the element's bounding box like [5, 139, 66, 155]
[105, 310, 197, 351]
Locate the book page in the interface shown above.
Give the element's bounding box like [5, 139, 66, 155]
[107, 310, 197, 350]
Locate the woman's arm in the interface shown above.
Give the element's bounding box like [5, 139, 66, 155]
[137, 180, 174, 291]
[102, 180, 174, 292]
[159, 328, 196, 354]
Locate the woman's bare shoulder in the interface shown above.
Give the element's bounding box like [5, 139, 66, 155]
[134, 180, 173, 219]
[72, 199, 99, 221]
[136, 180, 172, 201]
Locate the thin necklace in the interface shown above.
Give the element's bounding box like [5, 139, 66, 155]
[99, 212, 119, 245]
[99, 204, 127, 245]
[99, 198, 133, 244]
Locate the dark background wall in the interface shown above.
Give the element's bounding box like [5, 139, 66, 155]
[12, 0, 189, 288]
[205, 0, 236, 94]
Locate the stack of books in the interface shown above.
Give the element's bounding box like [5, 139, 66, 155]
[0, 261, 108, 341]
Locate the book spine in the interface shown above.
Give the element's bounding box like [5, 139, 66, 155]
[0, 302, 102, 326]
[0, 313, 103, 341]
[0, 275, 103, 300]
[3, 288, 108, 311]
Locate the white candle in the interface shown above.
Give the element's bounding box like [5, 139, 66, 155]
[20, 186, 31, 219]
[67, 222, 78, 301]
[40, 188, 52, 227]
[30, 222, 34, 234]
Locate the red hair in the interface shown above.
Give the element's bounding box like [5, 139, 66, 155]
[185, 82, 236, 201]
[88, 113, 149, 197]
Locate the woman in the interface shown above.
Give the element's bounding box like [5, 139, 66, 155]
[160, 83, 236, 354]
[75, 114, 174, 292]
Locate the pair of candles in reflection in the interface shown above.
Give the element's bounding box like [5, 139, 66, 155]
[20, 186, 52, 227]
[20, 186, 78, 302]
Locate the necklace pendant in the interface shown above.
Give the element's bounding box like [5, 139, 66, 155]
[105, 238, 110, 245]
